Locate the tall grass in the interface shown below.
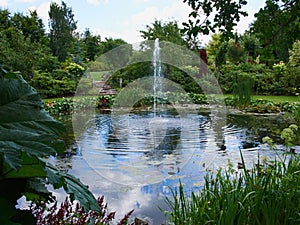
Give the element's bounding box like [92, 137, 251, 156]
[166, 151, 300, 225]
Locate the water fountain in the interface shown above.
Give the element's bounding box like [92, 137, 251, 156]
[153, 38, 162, 117]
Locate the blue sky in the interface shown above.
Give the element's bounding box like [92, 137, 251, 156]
[0, 0, 266, 44]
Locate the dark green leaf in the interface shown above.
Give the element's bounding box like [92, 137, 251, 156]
[0, 74, 65, 171]
[45, 162, 100, 212]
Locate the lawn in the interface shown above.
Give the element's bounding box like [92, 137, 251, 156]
[223, 94, 299, 103]
[87, 71, 109, 81]
[252, 95, 299, 103]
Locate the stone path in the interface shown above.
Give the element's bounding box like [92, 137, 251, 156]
[92, 74, 117, 95]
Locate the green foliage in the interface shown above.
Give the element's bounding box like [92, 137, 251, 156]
[0, 71, 100, 224]
[108, 62, 152, 90]
[82, 28, 102, 62]
[10, 10, 47, 44]
[49, 1, 77, 62]
[216, 62, 298, 95]
[205, 33, 222, 64]
[273, 61, 287, 77]
[289, 40, 300, 67]
[251, 0, 300, 62]
[140, 20, 186, 46]
[44, 98, 73, 115]
[227, 40, 246, 64]
[30, 71, 77, 98]
[215, 41, 228, 68]
[97, 95, 115, 109]
[66, 62, 85, 77]
[183, 0, 248, 41]
[167, 149, 300, 225]
[240, 34, 260, 60]
[232, 72, 253, 108]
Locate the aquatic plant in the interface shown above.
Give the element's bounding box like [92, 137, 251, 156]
[166, 125, 300, 225]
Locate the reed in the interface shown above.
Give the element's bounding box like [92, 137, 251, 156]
[166, 151, 300, 225]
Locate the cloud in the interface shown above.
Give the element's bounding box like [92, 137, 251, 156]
[0, 0, 9, 7]
[127, 1, 190, 27]
[15, 0, 35, 3]
[27, 0, 59, 30]
[27, 2, 50, 20]
[86, 0, 108, 6]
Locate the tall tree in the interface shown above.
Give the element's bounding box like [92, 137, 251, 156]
[140, 20, 186, 46]
[11, 10, 46, 44]
[205, 33, 222, 63]
[250, 0, 300, 62]
[82, 28, 101, 61]
[49, 1, 77, 62]
[182, 0, 248, 43]
[0, 9, 48, 79]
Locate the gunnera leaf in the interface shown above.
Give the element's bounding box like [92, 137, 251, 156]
[0, 72, 65, 171]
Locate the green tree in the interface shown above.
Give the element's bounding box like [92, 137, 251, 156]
[49, 1, 77, 62]
[227, 40, 246, 64]
[11, 10, 47, 44]
[82, 28, 101, 61]
[140, 20, 186, 46]
[206, 33, 222, 64]
[250, 0, 300, 62]
[289, 40, 300, 67]
[0, 27, 45, 79]
[0, 9, 50, 79]
[100, 37, 127, 54]
[215, 41, 229, 68]
[182, 0, 248, 42]
[240, 33, 260, 60]
[0, 9, 12, 30]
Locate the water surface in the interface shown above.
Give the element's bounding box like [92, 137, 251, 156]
[55, 109, 298, 224]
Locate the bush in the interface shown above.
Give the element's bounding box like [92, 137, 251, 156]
[30, 71, 77, 98]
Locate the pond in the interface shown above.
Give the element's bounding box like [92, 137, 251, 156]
[53, 108, 299, 224]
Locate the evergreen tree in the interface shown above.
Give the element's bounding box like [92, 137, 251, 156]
[49, 1, 77, 62]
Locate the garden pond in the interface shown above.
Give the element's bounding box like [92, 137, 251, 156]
[51, 107, 300, 224]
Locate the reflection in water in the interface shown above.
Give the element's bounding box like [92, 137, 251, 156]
[55, 110, 298, 224]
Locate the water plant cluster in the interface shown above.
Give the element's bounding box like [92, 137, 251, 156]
[166, 152, 300, 225]
[165, 125, 300, 225]
[44, 94, 300, 117]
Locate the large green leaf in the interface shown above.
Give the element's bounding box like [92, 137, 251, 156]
[45, 162, 100, 212]
[0, 72, 65, 170]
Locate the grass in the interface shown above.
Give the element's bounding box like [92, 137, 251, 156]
[252, 95, 299, 103]
[223, 94, 298, 103]
[166, 150, 300, 225]
[88, 71, 108, 81]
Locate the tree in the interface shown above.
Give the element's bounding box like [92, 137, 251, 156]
[100, 37, 127, 54]
[240, 33, 260, 60]
[49, 1, 77, 62]
[140, 20, 186, 46]
[182, 0, 248, 42]
[250, 0, 300, 62]
[11, 10, 46, 44]
[206, 33, 222, 64]
[82, 28, 101, 61]
[0, 30, 44, 78]
[289, 40, 300, 67]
